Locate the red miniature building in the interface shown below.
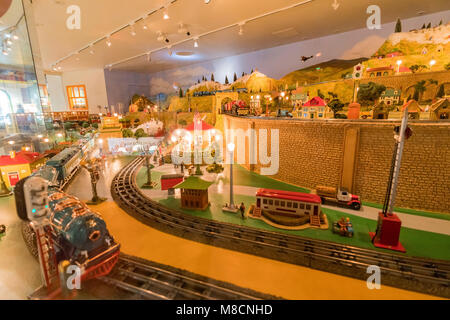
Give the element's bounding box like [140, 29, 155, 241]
[161, 174, 184, 191]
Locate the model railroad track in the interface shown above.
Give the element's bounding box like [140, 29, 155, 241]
[111, 157, 450, 298]
[100, 254, 274, 300]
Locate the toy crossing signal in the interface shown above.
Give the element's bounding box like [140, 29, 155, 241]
[23, 176, 50, 222]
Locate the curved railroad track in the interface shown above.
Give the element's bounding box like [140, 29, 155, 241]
[111, 157, 450, 298]
[99, 254, 277, 300]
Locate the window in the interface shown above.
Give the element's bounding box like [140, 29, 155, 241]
[269, 200, 273, 205]
[318, 113, 323, 117]
[67, 85, 88, 110]
[263, 199, 267, 204]
[293, 203, 298, 209]
[280, 201, 285, 207]
[287, 202, 292, 208]
[376, 72, 382, 76]
[275, 200, 280, 206]
[306, 204, 311, 210]
[300, 203, 305, 209]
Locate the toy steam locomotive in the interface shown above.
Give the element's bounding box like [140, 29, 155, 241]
[14, 136, 119, 291]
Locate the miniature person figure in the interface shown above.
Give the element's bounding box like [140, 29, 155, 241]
[239, 202, 246, 219]
[338, 217, 347, 232]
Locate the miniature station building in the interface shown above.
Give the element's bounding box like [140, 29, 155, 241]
[0, 150, 47, 188]
[365, 66, 395, 78]
[173, 176, 213, 211]
[430, 97, 450, 119]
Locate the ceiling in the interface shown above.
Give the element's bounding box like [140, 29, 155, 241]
[27, 0, 450, 74]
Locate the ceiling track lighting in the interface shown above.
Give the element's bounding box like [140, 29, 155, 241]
[163, 6, 170, 20]
[194, 37, 199, 48]
[106, 35, 112, 47]
[167, 46, 173, 56]
[146, 52, 151, 62]
[130, 24, 136, 36]
[238, 22, 245, 36]
[89, 44, 95, 54]
[204, 0, 211, 3]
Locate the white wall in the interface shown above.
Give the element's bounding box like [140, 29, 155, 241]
[61, 68, 108, 114]
[46, 74, 66, 111]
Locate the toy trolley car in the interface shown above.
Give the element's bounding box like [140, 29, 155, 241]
[253, 189, 326, 227]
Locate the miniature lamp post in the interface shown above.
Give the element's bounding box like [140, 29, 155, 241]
[82, 160, 106, 205]
[396, 60, 402, 74]
[228, 142, 236, 210]
[429, 59, 436, 71]
[142, 150, 154, 189]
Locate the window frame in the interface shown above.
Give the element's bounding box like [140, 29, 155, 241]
[66, 85, 88, 110]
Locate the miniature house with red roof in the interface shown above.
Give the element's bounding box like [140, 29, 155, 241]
[0, 151, 46, 188]
[299, 96, 332, 119]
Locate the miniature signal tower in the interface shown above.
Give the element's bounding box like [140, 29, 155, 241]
[370, 108, 412, 252]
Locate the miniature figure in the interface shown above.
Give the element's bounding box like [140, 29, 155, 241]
[332, 217, 354, 237]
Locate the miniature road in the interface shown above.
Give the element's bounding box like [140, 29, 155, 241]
[139, 164, 450, 236]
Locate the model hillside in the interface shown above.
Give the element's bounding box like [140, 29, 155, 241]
[281, 58, 368, 85]
[367, 22, 450, 71]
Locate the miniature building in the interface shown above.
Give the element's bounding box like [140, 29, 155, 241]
[300, 96, 330, 119]
[174, 176, 213, 210]
[430, 97, 450, 120]
[372, 101, 390, 119]
[366, 66, 395, 77]
[161, 174, 184, 191]
[389, 100, 423, 119]
[386, 51, 403, 58]
[100, 116, 122, 132]
[379, 89, 401, 106]
[0, 151, 45, 188]
[185, 114, 216, 150]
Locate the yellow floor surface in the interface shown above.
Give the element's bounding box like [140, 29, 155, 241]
[90, 201, 442, 300]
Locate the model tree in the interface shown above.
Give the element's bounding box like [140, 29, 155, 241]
[357, 82, 386, 105]
[436, 84, 445, 98]
[328, 99, 344, 118]
[225, 76, 229, 85]
[421, 24, 426, 29]
[82, 159, 106, 205]
[122, 128, 133, 138]
[211, 74, 215, 82]
[242, 72, 245, 77]
[395, 18, 402, 32]
[233, 73, 237, 82]
[410, 64, 427, 73]
[413, 80, 427, 101]
[179, 88, 183, 98]
[427, 22, 431, 29]
[135, 128, 147, 138]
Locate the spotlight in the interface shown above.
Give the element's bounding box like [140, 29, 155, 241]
[106, 36, 112, 47]
[163, 7, 169, 20]
[157, 32, 165, 42]
[168, 46, 173, 56]
[194, 38, 199, 48]
[238, 23, 245, 36]
[89, 44, 95, 54]
[6, 39, 12, 45]
[146, 52, 151, 62]
[130, 24, 136, 36]
[205, 0, 211, 3]
[13, 34, 19, 40]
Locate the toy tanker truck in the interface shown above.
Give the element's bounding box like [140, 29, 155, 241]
[315, 186, 361, 210]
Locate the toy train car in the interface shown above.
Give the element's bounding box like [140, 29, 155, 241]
[254, 188, 326, 227]
[222, 100, 250, 116]
[46, 147, 82, 186]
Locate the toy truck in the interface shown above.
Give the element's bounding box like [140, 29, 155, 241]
[315, 186, 361, 210]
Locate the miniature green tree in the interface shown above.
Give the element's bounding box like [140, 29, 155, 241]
[233, 73, 237, 82]
[395, 18, 402, 32]
[179, 88, 183, 98]
[328, 99, 344, 118]
[122, 128, 133, 138]
[427, 23, 431, 29]
[225, 76, 229, 84]
[317, 89, 325, 99]
[178, 119, 187, 126]
[436, 84, 445, 98]
[82, 122, 90, 128]
[134, 128, 147, 138]
[421, 24, 426, 29]
[64, 121, 73, 131]
[211, 74, 215, 82]
[92, 123, 99, 129]
[195, 164, 203, 176]
[413, 80, 427, 101]
[357, 82, 386, 105]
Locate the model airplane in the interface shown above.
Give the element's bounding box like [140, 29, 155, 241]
[301, 55, 314, 62]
